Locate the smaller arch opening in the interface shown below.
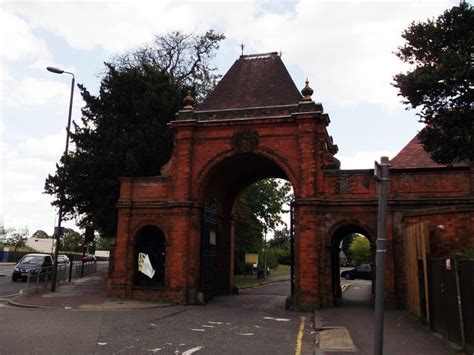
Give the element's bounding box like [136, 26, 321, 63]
[331, 224, 374, 306]
[134, 225, 166, 288]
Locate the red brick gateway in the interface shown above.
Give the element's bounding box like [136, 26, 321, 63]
[108, 52, 473, 311]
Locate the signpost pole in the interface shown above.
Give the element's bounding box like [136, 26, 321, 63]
[373, 156, 390, 355]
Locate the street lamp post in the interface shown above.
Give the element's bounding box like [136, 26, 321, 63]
[47, 66, 75, 292]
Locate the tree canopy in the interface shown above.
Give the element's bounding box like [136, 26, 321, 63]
[394, 2, 474, 164]
[31, 230, 50, 239]
[60, 228, 83, 252]
[349, 235, 371, 265]
[44, 30, 225, 237]
[114, 30, 225, 101]
[234, 179, 293, 273]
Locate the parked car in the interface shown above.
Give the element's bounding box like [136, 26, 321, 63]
[57, 255, 69, 264]
[341, 263, 372, 280]
[12, 253, 54, 281]
[82, 255, 96, 262]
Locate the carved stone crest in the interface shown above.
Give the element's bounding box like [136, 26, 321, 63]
[231, 129, 260, 152]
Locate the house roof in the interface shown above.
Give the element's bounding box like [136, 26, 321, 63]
[390, 134, 447, 168]
[197, 52, 303, 111]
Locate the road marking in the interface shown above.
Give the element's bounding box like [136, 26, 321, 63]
[207, 321, 223, 325]
[147, 348, 162, 353]
[0, 289, 24, 298]
[182, 346, 204, 354]
[191, 329, 205, 332]
[236, 332, 254, 336]
[264, 316, 290, 322]
[295, 316, 306, 355]
[201, 325, 214, 328]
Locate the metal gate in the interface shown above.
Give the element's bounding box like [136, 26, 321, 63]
[429, 258, 473, 351]
[200, 202, 218, 300]
[459, 259, 474, 351]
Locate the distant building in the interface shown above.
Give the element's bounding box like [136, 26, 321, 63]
[26, 238, 54, 254]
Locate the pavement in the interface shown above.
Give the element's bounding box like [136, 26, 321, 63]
[8, 266, 174, 311]
[6, 267, 463, 354]
[313, 280, 462, 355]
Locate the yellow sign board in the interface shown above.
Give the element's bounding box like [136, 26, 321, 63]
[245, 253, 259, 264]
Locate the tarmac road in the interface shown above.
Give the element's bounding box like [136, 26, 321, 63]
[0, 264, 26, 300]
[0, 279, 315, 354]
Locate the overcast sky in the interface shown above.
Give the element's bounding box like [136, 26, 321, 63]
[0, 0, 455, 236]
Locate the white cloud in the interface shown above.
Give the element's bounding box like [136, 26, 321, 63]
[3, 1, 452, 109]
[0, 8, 53, 67]
[21, 129, 65, 160]
[2, 76, 70, 106]
[14, 189, 52, 205]
[229, 1, 451, 109]
[336, 150, 398, 170]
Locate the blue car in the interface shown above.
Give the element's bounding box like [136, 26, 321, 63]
[12, 254, 53, 281]
[341, 263, 372, 280]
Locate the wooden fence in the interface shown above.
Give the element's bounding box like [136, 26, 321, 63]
[404, 222, 430, 321]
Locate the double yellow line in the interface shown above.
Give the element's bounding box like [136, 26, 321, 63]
[295, 316, 306, 355]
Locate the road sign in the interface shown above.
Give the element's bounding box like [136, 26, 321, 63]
[245, 254, 259, 264]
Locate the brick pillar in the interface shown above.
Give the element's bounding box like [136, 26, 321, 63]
[171, 121, 196, 200]
[294, 203, 319, 310]
[179, 207, 201, 303]
[107, 208, 132, 297]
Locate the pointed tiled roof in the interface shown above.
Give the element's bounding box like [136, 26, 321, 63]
[197, 52, 302, 111]
[390, 134, 447, 168]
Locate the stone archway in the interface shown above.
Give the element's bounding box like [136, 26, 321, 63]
[196, 151, 295, 299]
[329, 222, 375, 305]
[108, 52, 473, 311]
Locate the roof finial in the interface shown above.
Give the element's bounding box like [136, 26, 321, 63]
[183, 90, 196, 110]
[240, 43, 245, 56]
[301, 78, 314, 101]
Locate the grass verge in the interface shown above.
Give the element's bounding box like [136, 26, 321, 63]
[234, 264, 290, 288]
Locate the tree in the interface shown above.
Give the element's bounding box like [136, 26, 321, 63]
[114, 30, 225, 101]
[31, 230, 50, 239]
[44, 30, 224, 237]
[6, 227, 29, 253]
[245, 179, 293, 232]
[394, 2, 474, 164]
[0, 222, 9, 243]
[94, 236, 114, 251]
[234, 179, 293, 273]
[268, 226, 291, 266]
[341, 234, 356, 264]
[60, 228, 83, 253]
[268, 226, 290, 249]
[349, 235, 371, 265]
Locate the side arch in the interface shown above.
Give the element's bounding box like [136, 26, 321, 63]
[328, 219, 376, 244]
[133, 225, 167, 289]
[327, 219, 376, 304]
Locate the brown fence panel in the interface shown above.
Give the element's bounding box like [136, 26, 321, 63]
[429, 259, 448, 338]
[444, 267, 462, 345]
[459, 259, 474, 351]
[404, 223, 429, 319]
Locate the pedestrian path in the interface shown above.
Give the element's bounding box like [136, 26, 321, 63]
[313, 280, 460, 354]
[9, 267, 173, 311]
